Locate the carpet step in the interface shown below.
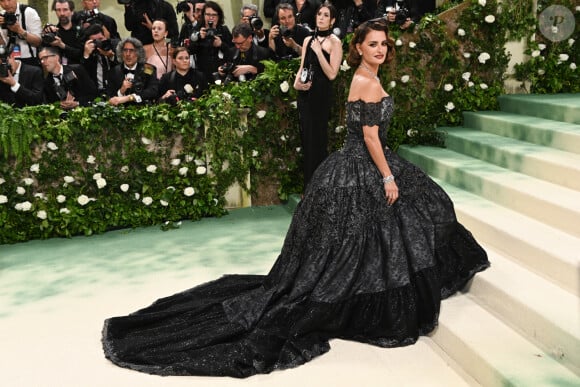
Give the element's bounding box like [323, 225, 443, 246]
[498, 93, 580, 125]
[434, 178, 580, 296]
[443, 127, 580, 191]
[433, 295, 580, 386]
[469, 246, 580, 376]
[398, 146, 580, 239]
[461, 111, 580, 155]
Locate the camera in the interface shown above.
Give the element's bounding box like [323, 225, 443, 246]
[94, 38, 112, 51]
[2, 12, 17, 28]
[279, 25, 293, 38]
[176, 0, 194, 14]
[249, 16, 263, 30]
[54, 70, 78, 101]
[206, 21, 217, 39]
[41, 32, 58, 45]
[394, 0, 409, 25]
[0, 45, 11, 78]
[77, 9, 101, 25]
[166, 84, 195, 104]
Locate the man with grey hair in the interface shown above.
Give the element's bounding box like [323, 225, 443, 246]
[239, 3, 269, 48]
[107, 37, 159, 105]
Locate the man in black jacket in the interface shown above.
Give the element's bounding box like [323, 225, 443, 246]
[268, 3, 311, 61]
[40, 46, 97, 108]
[123, 0, 178, 45]
[107, 37, 159, 105]
[42, 0, 83, 65]
[80, 23, 117, 96]
[0, 47, 43, 106]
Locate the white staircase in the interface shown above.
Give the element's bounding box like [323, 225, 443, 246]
[398, 94, 580, 385]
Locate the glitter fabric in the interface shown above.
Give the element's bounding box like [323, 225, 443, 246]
[102, 96, 490, 377]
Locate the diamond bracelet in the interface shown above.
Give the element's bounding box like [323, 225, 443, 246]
[382, 175, 395, 184]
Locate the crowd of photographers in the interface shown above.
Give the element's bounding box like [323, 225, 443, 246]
[0, 0, 433, 109]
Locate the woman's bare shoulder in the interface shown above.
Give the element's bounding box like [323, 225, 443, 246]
[348, 75, 388, 103]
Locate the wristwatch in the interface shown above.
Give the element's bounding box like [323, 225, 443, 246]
[19, 31, 28, 40]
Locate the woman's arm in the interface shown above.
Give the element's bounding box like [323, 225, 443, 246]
[293, 36, 312, 91]
[311, 36, 342, 81]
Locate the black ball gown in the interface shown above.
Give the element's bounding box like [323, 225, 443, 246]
[102, 96, 490, 377]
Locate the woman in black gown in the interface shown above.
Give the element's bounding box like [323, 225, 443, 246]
[102, 18, 490, 378]
[294, 2, 343, 189]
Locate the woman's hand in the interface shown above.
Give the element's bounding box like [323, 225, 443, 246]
[384, 180, 399, 205]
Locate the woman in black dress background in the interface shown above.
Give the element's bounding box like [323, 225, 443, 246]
[102, 18, 489, 378]
[294, 2, 343, 189]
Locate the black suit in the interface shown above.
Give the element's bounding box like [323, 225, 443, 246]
[81, 53, 118, 94]
[224, 43, 273, 81]
[0, 63, 44, 107]
[272, 24, 311, 60]
[158, 68, 208, 102]
[106, 63, 159, 103]
[44, 64, 98, 106]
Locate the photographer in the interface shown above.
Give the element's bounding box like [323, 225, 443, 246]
[176, 0, 205, 47]
[333, 0, 376, 38]
[216, 23, 272, 84]
[0, 0, 41, 66]
[0, 44, 43, 107]
[240, 4, 269, 49]
[107, 37, 159, 105]
[40, 46, 97, 109]
[188, 1, 232, 82]
[79, 0, 121, 41]
[269, 3, 311, 61]
[42, 0, 83, 65]
[158, 46, 207, 104]
[80, 23, 118, 95]
[121, 0, 178, 46]
[383, 0, 419, 31]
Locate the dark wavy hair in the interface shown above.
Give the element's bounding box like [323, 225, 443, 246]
[203, 1, 225, 26]
[346, 18, 395, 68]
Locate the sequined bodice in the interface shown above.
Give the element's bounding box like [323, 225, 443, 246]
[343, 96, 394, 157]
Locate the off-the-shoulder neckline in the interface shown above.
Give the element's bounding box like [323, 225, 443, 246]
[346, 95, 392, 104]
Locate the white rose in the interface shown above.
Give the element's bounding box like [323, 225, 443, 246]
[577, 6, 580, 12]
[444, 83, 453, 92]
[484, 15, 495, 23]
[0, 177, 5, 185]
[462, 72, 471, 81]
[47, 142, 58, 151]
[395, 39, 402, 46]
[86, 155, 96, 164]
[445, 102, 455, 112]
[222, 92, 231, 100]
[335, 125, 344, 133]
[57, 194, 66, 203]
[16, 201, 32, 211]
[170, 158, 181, 166]
[22, 178, 34, 186]
[531, 50, 540, 57]
[401, 75, 410, 83]
[408, 42, 416, 48]
[0, 195, 7, 204]
[256, 110, 266, 119]
[16, 186, 25, 195]
[252, 150, 259, 157]
[407, 129, 417, 137]
[559, 54, 569, 62]
[538, 43, 546, 50]
[463, 52, 471, 58]
[194, 159, 205, 166]
[478, 0, 486, 6]
[30, 163, 40, 173]
[185, 155, 194, 163]
[179, 166, 189, 176]
[96, 178, 107, 189]
[63, 176, 75, 184]
[141, 137, 152, 145]
[340, 60, 350, 71]
[279, 81, 289, 93]
[570, 63, 577, 70]
[77, 195, 90, 206]
[468, 81, 475, 87]
[134, 193, 140, 200]
[196, 166, 207, 175]
[457, 28, 465, 36]
[121, 165, 129, 173]
[389, 81, 396, 88]
[160, 200, 169, 207]
[92, 173, 102, 180]
[478, 52, 491, 64]
[290, 101, 297, 108]
[142, 196, 153, 206]
[60, 207, 70, 214]
[280, 135, 287, 141]
[34, 193, 46, 200]
[184, 187, 195, 197]
[37, 210, 47, 220]
[479, 83, 488, 89]
[120, 184, 129, 192]
[537, 69, 545, 75]
[568, 38, 575, 47]
[214, 79, 222, 85]
[146, 165, 157, 173]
